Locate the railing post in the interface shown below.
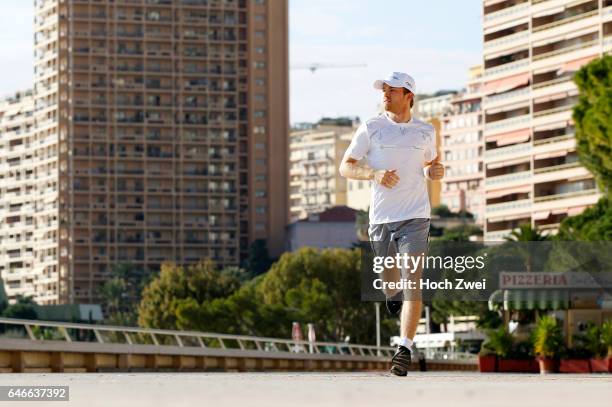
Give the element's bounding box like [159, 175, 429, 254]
[175, 335, 184, 347]
[60, 326, 72, 342]
[93, 329, 104, 344]
[24, 324, 36, 340]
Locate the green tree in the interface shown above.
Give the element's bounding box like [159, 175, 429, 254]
[504, 223, 547, 242]
[257, 248, 373, 342]
[137, 260, 240, 329]
[98, 263, 153, 326]
[572, 55, 612, 197]
[245, 239, 273, 277]
[556, 197, 612, 241]
[2, 295, 38, 320]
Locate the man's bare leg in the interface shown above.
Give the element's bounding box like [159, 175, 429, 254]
[399, 254, 423, 342]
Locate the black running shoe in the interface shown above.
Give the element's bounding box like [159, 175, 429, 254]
[390, 345, 411, 376]
[385, 291, 403, 315]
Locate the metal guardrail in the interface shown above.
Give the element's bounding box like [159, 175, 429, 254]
[0, 317, 394, 358]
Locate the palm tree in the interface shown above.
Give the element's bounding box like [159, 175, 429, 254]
[504, 223, 548, 272]
[505, 223, 548, 242]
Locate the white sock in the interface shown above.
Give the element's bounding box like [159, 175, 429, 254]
[399, 337, 413, 348]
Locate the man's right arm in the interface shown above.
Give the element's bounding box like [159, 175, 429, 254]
[339, 122, 399, 188]
[339, 157, 399, 188]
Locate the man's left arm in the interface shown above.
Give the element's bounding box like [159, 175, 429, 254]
[424, 156, 445, 180]
[423, 127, 444, 180]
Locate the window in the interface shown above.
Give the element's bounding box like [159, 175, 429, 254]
[255, 190, 266, 198]
[255, 142, 266, 150]
[255, 46, 265, 54]
[253, 125, 266, 134]
[256, 206, 266, 214]
[254, 110, 266, 118]
[254, 61, 266, 69]
[255, 78, 266, 86]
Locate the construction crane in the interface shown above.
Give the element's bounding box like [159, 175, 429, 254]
[291, 63, 367, 73]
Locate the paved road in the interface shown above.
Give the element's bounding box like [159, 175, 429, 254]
[1, 372, 611, 407]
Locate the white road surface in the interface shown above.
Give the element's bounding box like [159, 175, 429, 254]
[1, 372, 611, 407]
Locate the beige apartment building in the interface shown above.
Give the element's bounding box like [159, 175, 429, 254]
[482, 0, 610, 240]
[0, 0, 288, 304]
[440, 65, 485, 223]
[289, 121, 354, 221]
[0, 91, 40, 302]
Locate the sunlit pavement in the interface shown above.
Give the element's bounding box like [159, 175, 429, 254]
[2, 372, 611, 407]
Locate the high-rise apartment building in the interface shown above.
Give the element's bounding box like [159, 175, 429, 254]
[0, 0, 288, 304]
[482, 0, 610, 240]
[289, 121, 354, 221]
[0, 91, 40, 302]
[440, 65, 485, 223]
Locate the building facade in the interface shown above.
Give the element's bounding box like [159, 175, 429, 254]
[415, 92, 455, 121]
[289, 122, 354, 221]
[0, 0, 288, 304]
[440, 65, 485, 223]
[482, 0, 610, 240]
[0, 91, 41, 302]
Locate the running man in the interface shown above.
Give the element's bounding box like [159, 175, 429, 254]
[339, 72, 444, 376]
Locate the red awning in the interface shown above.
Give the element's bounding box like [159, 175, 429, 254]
[533, 211, 551, 220]
[558, 55, 598, 74]
[568, 206, 588, 216]
[484, 72, 530, 95]
[486, 128, 531, 145]
[487, 156, 530, 170]
[534, 149, 572, 160]
[486, 184, 531, 199]
[534, 92, 569, 104]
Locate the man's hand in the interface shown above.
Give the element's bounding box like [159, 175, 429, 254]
[426, 162, 445, 180]
[373, 169, 400, 188]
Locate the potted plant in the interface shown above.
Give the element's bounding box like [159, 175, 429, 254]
[560, 324, 599, 373]
[533, 315, 563, 374]
[559, 347, 592, 373]
[479, 327, 513, 372]
[599, 320, 612, 373]
[499, 340, 539, 373]
[572, 324, 607, 373]
[478, 345, 497, 373]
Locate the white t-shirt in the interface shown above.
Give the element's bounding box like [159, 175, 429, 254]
[343, 112, 437, 224]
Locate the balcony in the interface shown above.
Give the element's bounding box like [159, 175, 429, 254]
[534, 188, 597, 203]
[533, 39, 599, 62]
[486, 198, 532, 214]
[533, 161, 581, 175]
[532, 2, 599, 33]
[484, 2, 529, 23]
[484, 59, 529, 79]
[486, 170, 531, 187]
[485, 142, 531, 160]
[484, 115, 530, 132]
[484, 86, 529, 105]
[484, 31, 529, 50]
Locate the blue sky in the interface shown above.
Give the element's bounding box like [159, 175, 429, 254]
[0, 0, 483, 123]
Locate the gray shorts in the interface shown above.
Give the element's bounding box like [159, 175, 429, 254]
[368, 218, 430, 258]
[368, 218, 430, 299]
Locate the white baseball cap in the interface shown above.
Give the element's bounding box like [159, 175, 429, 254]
[373, 72, 416, 94]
